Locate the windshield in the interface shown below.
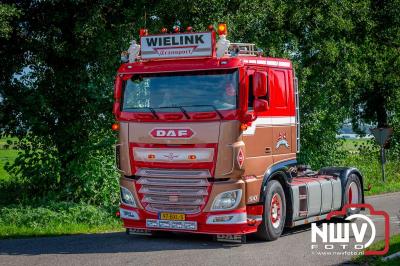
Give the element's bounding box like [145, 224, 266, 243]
[122, 70, 238, 112]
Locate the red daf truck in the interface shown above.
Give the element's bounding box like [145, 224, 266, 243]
[113, 23, 364, 243]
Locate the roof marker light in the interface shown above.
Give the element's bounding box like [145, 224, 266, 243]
[161, 27, 168, 33]
[139, 28, 148, 36]
[217, 23, 227, 35]
[173, 25, 180, 33]
[208, 24, 214, 31]
[186, 26, 193, 32]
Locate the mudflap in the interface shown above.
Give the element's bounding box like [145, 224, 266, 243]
[126, 228, 152, 236]
[214, 234, 246, 244]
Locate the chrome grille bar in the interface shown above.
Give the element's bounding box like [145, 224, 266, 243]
[142, 195, 205, 205]
[136, 168, 211, 178]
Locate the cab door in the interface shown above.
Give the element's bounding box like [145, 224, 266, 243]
[242, 67, 274, 177]
[266, 68, 296, 162]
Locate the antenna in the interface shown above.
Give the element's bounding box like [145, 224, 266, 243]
[144, 7, 147, 28]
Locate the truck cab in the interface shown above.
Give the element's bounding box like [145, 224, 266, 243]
[114, 24, 364, 242]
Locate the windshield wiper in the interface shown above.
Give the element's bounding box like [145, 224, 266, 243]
[123, 107, 159, 119]
[178, 106, 191, 119]
[189, 105, 224, 119]
[148, 107, 159, 119]
[157, 106, 191, 119]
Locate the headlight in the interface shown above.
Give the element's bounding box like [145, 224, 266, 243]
[211, 189, 242, 211]
[120, 186, 136, 207]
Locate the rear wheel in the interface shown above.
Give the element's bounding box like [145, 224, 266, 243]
[256, 180, 286, 241]
[344, 174, 362, 216]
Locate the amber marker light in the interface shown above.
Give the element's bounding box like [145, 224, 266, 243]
[240, 123, 248, 131]
[112, 123, 120, 131]
[148, 154, 156, 160]
[188, 155, 197, 160]
[217, 23, 227, 35]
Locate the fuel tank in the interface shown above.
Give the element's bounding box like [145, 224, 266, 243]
[290, 175, 342, 221]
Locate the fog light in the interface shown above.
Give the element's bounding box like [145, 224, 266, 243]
[119, 208, 139, 220]
[206, 213, 247, 224]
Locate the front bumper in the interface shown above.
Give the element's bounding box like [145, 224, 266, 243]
[120, 204, 262, 235]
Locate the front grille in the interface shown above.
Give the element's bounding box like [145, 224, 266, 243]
[137, 169, 210, 214]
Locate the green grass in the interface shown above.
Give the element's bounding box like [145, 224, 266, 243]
[353, 234, 400, 265]
[341, 138, 367, 153]
[0, 202, 123, 239]
[0, 137, 18, 181]
[340, 139, 400, 196]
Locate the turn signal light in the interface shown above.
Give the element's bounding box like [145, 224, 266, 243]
[112, 123, 120, 131]
[217, 23, 227, 35]
[188, 155, 197, 160]
[240, 123, 248, 131]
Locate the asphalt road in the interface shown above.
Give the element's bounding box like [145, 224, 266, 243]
[1, 192, 399, 266]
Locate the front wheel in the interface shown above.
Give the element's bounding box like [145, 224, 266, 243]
[256, 180, 286, 241]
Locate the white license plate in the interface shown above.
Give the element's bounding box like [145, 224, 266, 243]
[146, 219, 197, 230]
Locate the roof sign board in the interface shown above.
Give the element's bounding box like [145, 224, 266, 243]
[140, 32, 213, 60]
[371, 128, 393, 147]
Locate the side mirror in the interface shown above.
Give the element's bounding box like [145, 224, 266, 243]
[253, 99, 269, 113]
[253, 71, 267, 97]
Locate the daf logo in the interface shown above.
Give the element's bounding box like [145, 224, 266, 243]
[168, 195, 179, 202]
[150, 128, 194, 138]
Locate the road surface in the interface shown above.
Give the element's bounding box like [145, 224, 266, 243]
[1, 192, 399, 266]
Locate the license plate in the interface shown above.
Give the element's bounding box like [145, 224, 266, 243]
[159, 213, 185, 221]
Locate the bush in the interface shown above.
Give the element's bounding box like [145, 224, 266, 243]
[3, 132, 119, 208]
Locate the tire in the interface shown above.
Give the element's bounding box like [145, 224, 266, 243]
[256, 180, 286, 241]
[343, 174, 362, 216]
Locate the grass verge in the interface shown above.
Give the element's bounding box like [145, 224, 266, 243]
[339, 139, 400, 196]
[0, 202, 123, 239]
[0, 138, 18, 182]
[352, 234, 400, 265]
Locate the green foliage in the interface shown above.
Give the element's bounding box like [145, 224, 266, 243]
[0, 202, 122, 238]
[0, 4, 21, 39]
